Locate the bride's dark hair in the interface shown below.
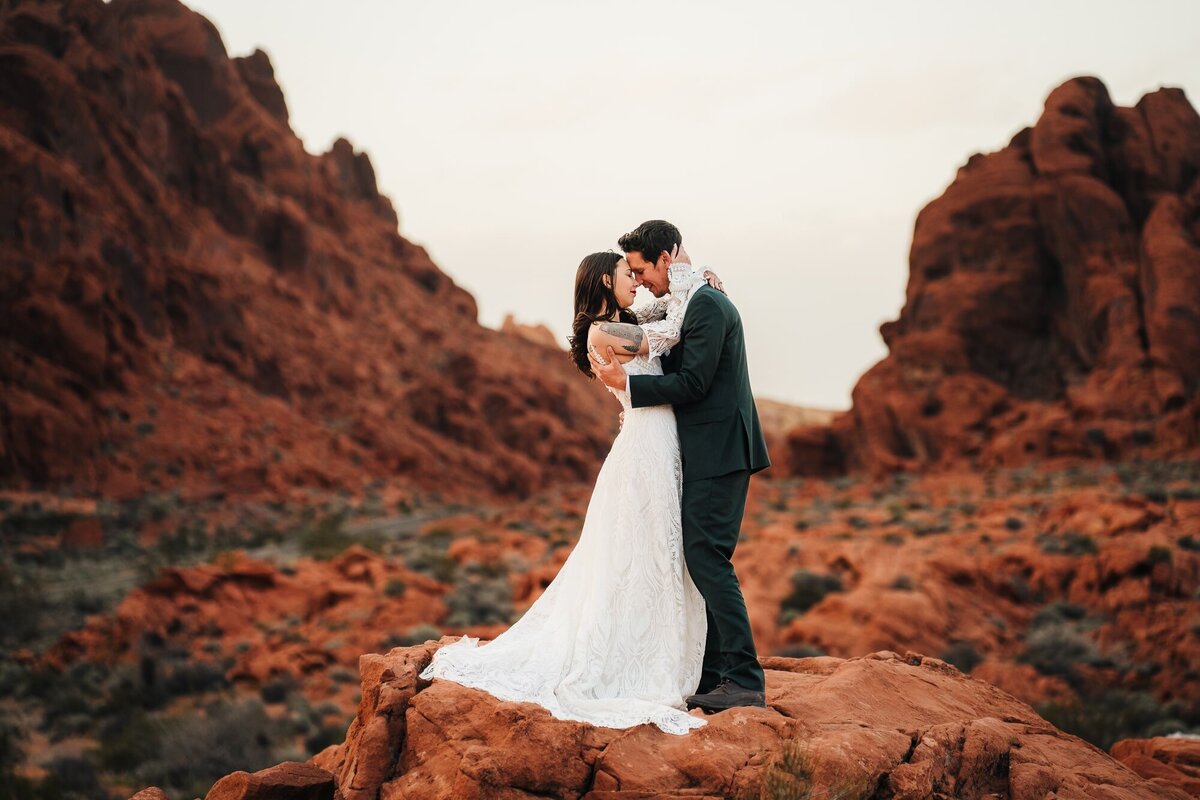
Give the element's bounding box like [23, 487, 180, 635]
[568, 251, 637, 378]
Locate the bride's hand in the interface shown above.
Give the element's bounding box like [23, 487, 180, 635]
[703, 269, 726, 294]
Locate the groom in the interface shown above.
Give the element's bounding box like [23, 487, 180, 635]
[589, 219, 772, 712]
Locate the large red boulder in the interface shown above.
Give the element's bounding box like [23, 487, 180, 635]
[792, 76, 1200, 476]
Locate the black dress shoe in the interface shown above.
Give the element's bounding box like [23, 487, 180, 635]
[685, 678, 725, 709]
[686, 678, 766, 711]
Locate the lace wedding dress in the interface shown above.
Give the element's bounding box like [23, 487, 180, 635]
[418, 269, 710, 735]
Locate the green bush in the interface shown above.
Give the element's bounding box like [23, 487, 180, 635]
[329, 667, 358, 684]
[404, 528, 457, 582]
[1036, 530, 1097, 556]
[97, 709, 162, 772]
[773, 643, 826, 659]
[298, 511, 354, 560]
[778, 569, 844, 624]
[260, 674, 297, 704]
[443, 568, 513, 627]
[0, 565, 44, 645]
[1018, 616, 1105, 688]
[305, 722, 347, 754]
[1035, 689, 1198, 750]
[382, 623, 443, 650]
[133, 697, 282, 799]
[939, 641, 982, 674]
[752, 737, 874, 800]
[163, 659, 231, 697]
[1029, 601, 1087, 629]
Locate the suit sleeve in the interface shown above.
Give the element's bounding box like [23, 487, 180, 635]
[628, 292, 726, 408]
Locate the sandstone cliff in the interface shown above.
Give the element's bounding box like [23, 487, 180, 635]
[790, 77, 1200, 477]
[0, 0, 614, 501]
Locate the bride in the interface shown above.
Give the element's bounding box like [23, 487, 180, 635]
[418, 248, 721, 735]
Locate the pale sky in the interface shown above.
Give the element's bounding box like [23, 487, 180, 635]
[182, 0, 1200, 409]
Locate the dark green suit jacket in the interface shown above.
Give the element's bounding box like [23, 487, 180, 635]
[629, 285, 771, 482]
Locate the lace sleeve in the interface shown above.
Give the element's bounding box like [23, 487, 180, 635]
[639, 264, 710, 359]
[640, 299, 688, 359]
[631, 297, 669, 324]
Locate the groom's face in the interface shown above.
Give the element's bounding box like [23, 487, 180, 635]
[626, 250, 671, 297]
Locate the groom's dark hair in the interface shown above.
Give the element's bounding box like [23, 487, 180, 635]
[617, 220, 681, 264]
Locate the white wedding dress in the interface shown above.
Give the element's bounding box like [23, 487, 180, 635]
[419, 269, 711, 735]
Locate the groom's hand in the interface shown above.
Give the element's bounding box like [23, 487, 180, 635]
[588, 345, 627, 391]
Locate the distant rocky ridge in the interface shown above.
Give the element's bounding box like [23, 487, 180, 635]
[790, 77, 1200, 477]
[0, 0, 616, 501]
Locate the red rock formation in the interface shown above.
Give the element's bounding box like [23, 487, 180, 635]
[204, 761, 335, 800]
[1111, 736, 1200, 797]
[134, 641, 1190, 799]
[743, 470, 1200, 709]
[791, 76, 1200, 477]
[0, 0, 615, 501]
[499, 314, 561, 351]
[42, 546, 450, 699]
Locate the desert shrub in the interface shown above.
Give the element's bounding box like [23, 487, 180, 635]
[155, 519, 210, 563]
[778, 569, 843, 624]
[999, 572, 1045, 604]
[384, 577, 407, 597]
[772, 643, 826, 659]
[752, 737, 874, 800]
[133, 697, 282, 799]
[443, 567, 513, 627]
[329, 667, 357, 684]
[1035, 689, 1198, 750]
[909, 521, 951, 537]
[41, 755, 100, 797]
[0, 717, 28, 795]
[0, 505, 76, 541]
[1017, 623, 1099, 686]
[889, 574, 914, 591]
[1147, 545, 1172, 566]
[260, 674, 297, 704]
[298, 511, 353, 560]
[96, 708, 162, 772]
[939, 641, 982, 674]
[305, 722, 347, 754]
[0, 660, 29, 698]
[1036, 530, 1097, 556]
[404, 528, 457, 582]
[163, 658, 231, 696]
[382, 623, 442, 650]
[37, 663, 103, 739]
[0, 565, 44, 645]
[1029, 601, 1087, 629]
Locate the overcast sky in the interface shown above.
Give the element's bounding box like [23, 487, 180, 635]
[182, 0, 1200, 409]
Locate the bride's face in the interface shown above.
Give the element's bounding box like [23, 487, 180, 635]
[609, 258, 639, 308]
